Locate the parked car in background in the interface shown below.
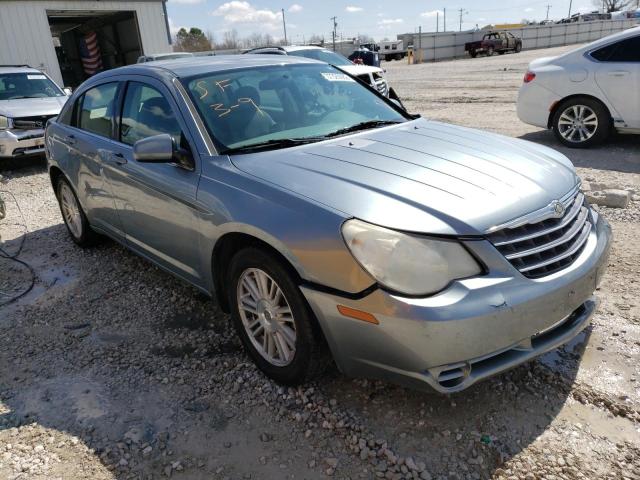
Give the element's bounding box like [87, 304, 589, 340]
[137, 52, 194, 63]
[244, 45, 390, 97]
[348, 48, 381, 67]
[465, 31, 522, 58]
[46, 55, 610, 394]
[517, 26, 640, 147]
[1, 65, 69, 159]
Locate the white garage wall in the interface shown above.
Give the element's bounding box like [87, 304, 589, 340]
[0, 0, 171, 85]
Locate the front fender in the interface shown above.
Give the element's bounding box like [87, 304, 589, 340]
[196, 158, 376, 295]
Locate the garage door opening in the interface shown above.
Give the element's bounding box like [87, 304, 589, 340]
[47, 10, 143, 88]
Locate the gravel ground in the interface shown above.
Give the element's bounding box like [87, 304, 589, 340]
[1, 44, 639, 480]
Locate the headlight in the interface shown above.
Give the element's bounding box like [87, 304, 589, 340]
[0, 115, 11, 130]
[342, 219, 482, 296]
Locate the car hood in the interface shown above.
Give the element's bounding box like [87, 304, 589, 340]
[0, 96, 68, 118]
[337, 64, 383, 76]
[230, 118, 579, 236]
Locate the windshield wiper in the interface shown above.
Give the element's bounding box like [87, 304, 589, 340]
[221, 137, 325, 154]
[324, 120, 403, 138]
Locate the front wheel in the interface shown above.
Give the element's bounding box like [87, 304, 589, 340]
[469, 49, 477, 58]
[515, 43, 522, 53]
[552, 98, 610, 148]
[228, 247, 329, 385]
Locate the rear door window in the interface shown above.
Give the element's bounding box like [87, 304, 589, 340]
[78, 82, 119, 138]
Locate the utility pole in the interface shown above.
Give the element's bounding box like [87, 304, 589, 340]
[458, 9, 467, 31]
[568, 0, 572, 18]
[436, 11, 439, 32]
[330, 16, 337, 52]
[443, 8, 446, 32]
[545, 4, 552, 21]
[281, 9, 287, 45]
[418, 25, 422, 63]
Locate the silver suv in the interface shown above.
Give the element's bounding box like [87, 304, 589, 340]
[0, 65, 69, 159]
[45, 56, 611, 393]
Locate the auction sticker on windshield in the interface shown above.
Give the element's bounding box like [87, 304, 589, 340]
[321, 72, 355, 82]
[27, 75, 47, 80]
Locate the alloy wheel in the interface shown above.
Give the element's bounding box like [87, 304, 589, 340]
[236, 268, 297, 366]
[557, 105, 598, 143]
[59, 183, 82, 238]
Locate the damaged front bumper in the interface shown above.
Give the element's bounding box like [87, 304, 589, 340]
[0, 128, 46, 158]
[302, 213, 611, 394]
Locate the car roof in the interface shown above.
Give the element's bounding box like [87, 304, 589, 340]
[247, 45, 328, 54]
[0, 66, 43, 74]
[578, 25, 639, 51]
[94, 54, 323, 81]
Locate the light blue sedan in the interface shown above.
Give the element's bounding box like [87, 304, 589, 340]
[45, 55, 611, 393]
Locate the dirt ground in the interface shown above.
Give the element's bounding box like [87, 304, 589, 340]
[1, 44, 639, 480]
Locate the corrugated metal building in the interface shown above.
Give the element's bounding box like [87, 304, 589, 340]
[0, 0, 171, 87]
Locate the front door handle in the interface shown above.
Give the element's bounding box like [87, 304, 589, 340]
[62, 134, 76, 146]
[608, 71, 629, 77]
[98, 149, 128, 165]
[111, 152, 127, 165]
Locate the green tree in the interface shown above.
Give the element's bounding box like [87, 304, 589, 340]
[174, 27, 213, 52]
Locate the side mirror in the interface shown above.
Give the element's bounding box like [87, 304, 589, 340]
[133, 134, 194, 170]
[63, 87, 72, 95]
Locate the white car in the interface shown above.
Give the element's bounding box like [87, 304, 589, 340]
[517, 26, 640, 148]
[243, 45, 391, 98]
[1, 65, 69, 159]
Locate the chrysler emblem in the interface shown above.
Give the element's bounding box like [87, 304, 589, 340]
[551, 200, 565, 217]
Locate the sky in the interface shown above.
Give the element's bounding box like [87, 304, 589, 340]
[166, 0, 602, 43]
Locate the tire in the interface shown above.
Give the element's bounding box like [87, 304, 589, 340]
[55, 176, 100, 246]
[486, 46, 495, 56]
[498, 50, 505, 55]
[515, 43, 522, 53]
[551, 97, 610, 148]
[227, 247, 330, 385]
[469, 49, 477, 58]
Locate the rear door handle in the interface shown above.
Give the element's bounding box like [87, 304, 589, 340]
[62, 134, 76, 146]
[608, 71, 629, 77]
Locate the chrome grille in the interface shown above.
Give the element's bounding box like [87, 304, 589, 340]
[488, 192, 591, 278]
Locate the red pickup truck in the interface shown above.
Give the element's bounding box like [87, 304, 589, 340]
[465, 31, 522, 58]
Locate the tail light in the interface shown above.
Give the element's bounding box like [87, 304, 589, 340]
[523, 71, 536, 83]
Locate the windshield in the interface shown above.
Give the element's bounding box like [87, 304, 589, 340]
[184, 63, 407, 153]
[288, 49, 353, 66]
[0, 72, 64, 100]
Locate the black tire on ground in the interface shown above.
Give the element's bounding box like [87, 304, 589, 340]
[469, 49, 477, 58]
[551, 97, 611, 148]
[498, 50, 505, 55]
[486, 46, 495, 56]
[55, 176, 101, 247]
[515, 43, 522, 53]
[227, 247, 331, 385]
